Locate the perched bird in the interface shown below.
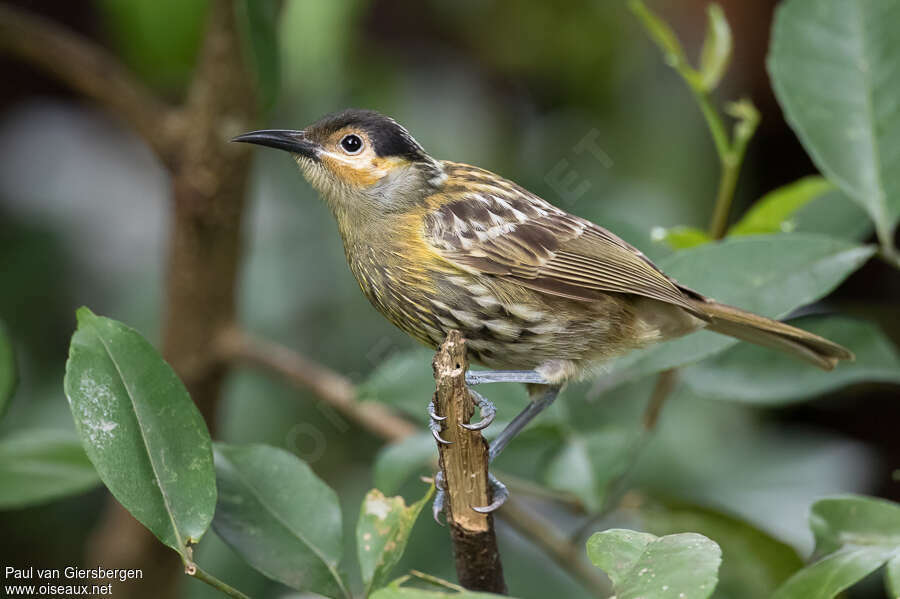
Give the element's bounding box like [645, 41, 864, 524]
[233, 109, 852, 513]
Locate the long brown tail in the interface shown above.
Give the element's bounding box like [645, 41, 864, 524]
[690, 299, 854, 370]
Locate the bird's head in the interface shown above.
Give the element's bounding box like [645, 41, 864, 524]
[233, 109, 444, 217]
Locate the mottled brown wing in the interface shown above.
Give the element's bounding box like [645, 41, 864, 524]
[424, 164, 705, 317]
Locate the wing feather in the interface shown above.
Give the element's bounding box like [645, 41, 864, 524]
[424, 163, 705, 317]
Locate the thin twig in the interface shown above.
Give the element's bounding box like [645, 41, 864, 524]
[218, 327, 417, 442]
[0, 3, 181, 164]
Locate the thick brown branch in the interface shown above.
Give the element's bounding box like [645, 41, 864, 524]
[0, 3, 180, 163]
[218, 328, 417, 442]
[432, 331, 506, 594]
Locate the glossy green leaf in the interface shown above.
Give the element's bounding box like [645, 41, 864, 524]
[234, 0, 281, 109]
[212, 443, 348, 599]
[63, 308, 215, 559]
[587, 529, 721, 599]
[653, 226, 712, 250]
[772, 495, 900, 599]
[641, 500, 803, 599]
[886, 554, 900, 598]
[0, 429, 101, 509]
[769, 0, 900, 242]
[698, 4, 732, 91]
[0, 321, 15, 420]
[810, 495, 900, 556]
[543, 429, 637, 512]
[729, 177, 835, 237]
[771, 547, 889, 599]
[790, 189, 873, 241]
[374, 432, 436, 495]
[609, 235, 875, 379]
[683, 316, 900, 405]
[358, 486, 434, 595]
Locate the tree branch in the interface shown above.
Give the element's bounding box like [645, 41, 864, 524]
[432, 331, 506, 593]
[0, 3, 181, 163]
[218, 328, 417, 442]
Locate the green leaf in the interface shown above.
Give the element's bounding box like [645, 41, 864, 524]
[587, 529, 721, 599]
[0, 429, 101, 509]
[653, 226, 712, 250]
[63, 308, 215, 559]
[698, 4, 732, 91]
[0, 320, 16, 420]
[769, 0, 900, 243]
[790, 189, 873, 241]
[358, 486, 434, 595]
[886, 554, 900, 598]
[234, 0, 281, 109]
[729, 177, 835, 237]
[543, 429, 638, 512]
[771, 547, 889, 599]
[212, 443, 348, 599]
[609, 235, 875, 379]
[810, 495, 900, 556]
[772, 495, 900, 599]
[683, 316, 900, 405]
[640, 500, 803, 599]
[374, 433, 436, 495]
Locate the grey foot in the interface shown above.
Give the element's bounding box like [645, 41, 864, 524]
[428, 400, 451, 445]
[473, 472, 509, 513]
[461, 389, 496, 431]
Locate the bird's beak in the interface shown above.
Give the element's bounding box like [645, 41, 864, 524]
[231, 129, 319, 160]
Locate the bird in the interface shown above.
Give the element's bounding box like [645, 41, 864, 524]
[233, 108, 853, 515]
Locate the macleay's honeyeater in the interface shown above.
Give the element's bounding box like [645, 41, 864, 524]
[234, 109, 852, 513]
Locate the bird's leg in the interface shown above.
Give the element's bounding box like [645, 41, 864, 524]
[469, 384, 561, 513]
[488, 384, 561, 462]
[466, 369, 550, 385]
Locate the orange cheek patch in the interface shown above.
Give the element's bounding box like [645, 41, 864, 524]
[321, 155, 411, 188]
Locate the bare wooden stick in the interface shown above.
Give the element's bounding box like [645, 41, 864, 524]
[432, 331, 507, 594]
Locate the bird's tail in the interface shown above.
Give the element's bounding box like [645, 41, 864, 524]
[690, 299, 853, 370]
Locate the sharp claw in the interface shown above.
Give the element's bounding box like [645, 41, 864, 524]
[461, 389, 495, 431]
[472, 473, 508, 513]
[472, 499, 505, 513]
[461, 417, 493, 431]
[429, 410, 446, 421]
[431, 428, 452, 445]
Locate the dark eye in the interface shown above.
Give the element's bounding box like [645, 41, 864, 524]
[340, 134, 363, 154]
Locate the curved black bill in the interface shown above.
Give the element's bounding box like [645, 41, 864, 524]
[231, 129, 319, 159]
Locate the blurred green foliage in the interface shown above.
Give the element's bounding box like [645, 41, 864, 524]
[1, 0, 899, 598]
